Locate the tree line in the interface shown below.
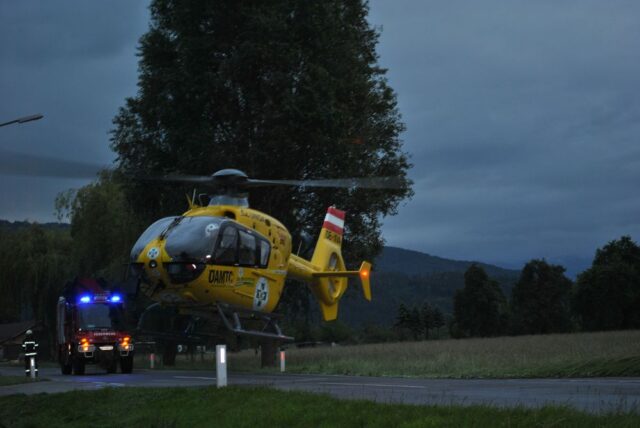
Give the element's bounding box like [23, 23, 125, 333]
[447, 236, 640, 338]
[394, 302, 446, 340]
[0, 225, 74, 354]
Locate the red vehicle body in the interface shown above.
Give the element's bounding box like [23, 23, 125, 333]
[56, 278, 134, 375]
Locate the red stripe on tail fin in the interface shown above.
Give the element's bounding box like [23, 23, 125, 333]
[323, 221, 343, 235]
[327, 206, 345, 220]
[323, 206, 345, 236]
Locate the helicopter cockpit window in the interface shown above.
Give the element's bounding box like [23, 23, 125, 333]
[130, 216, 178, 261]
[214, 226, 238, 265]
[259, 239, 270, 267]
[238, 230, 257, 266]
[164, 216, 223, 262]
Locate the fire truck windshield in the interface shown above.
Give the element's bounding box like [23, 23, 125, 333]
[78, 304, 124, 330]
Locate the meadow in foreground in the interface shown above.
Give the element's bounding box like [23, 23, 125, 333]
[1, 386, 638, 428]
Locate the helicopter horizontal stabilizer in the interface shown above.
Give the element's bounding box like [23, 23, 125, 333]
[311, 261, 371, 301]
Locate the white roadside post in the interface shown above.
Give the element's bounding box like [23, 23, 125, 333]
[216, 344, 227, 388]
[279, 348, 285, 373]
[150, 353, 155, 369]
[29, 357, 36, 380]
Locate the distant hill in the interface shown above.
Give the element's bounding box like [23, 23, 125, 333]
[338, 246, 520, 327]
[375, 246, 519, 278]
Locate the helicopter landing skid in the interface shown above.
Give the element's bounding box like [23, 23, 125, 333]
[215, 303, 294, 342]
[138, 301, 294, 342]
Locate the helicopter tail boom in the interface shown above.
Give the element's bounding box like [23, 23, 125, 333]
[287, 207, 372, 321]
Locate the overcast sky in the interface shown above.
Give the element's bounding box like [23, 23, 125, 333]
[1, 1, 639, 274]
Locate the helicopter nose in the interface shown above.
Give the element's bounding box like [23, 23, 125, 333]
[135, 242, 166, 278]
[147, 247, 160, 259]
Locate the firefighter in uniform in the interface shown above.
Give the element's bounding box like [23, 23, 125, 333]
[22, 329, 38, 377]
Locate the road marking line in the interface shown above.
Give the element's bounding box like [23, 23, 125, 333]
[318, 382, 427, 389]
[174, 376, 216, 380]
[289, 378, 327, 383]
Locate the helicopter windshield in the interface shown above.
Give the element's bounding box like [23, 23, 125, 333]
[78, 304, 124, 330]
[130, 216, 179, 261]
[164, 216, 223, 261]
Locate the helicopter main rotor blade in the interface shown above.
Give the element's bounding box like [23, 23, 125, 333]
[140, 174, 217, 184]
[0, 149, 105, 179]
[137, 169, 405, 190]
[247, 176, 406, 189]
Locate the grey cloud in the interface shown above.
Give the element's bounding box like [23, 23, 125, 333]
[0, 1, 149, 66]
[369, 0, 639, 267]
[0, 1, 149, 223]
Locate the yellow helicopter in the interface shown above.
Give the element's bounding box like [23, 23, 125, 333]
[129, 169, 400, 340]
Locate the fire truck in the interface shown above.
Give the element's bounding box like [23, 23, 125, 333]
[56, 278, 134, 375]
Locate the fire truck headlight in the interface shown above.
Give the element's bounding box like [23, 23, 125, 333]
[78, 344, 95, 353]
[118, 336, 133, 352]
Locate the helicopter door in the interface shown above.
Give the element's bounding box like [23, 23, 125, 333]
[213, 224, 270, 268]
[214, 226, 238, 265]
[238, 230, 257, 267]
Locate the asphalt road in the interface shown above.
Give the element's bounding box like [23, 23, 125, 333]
[1, 365, 639, 414]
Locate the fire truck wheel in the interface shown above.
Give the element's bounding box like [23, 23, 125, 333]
[60, 361, 72, 375]
[72, 356, 85, 375]
[107, 358, 117, 373]
[59, 350, 72, 375]
[120, 356, 133, 374]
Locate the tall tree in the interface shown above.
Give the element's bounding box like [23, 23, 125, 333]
[394, 303, 410, 328]
[110, 0, 412, 266]
[510, 259, 573, 335]
[55, 171, 141, 279]
[409, 307, 422, 340]
[394, 303, 413, 340]
[431, 307, 445, 338]
[574, 236, 640, 331]
[420, 302, 434, 339]
[452, 264, 508, 338]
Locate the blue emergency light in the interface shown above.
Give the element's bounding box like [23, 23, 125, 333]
[110, 294, 122, 303]
[79, 295, 91, 304]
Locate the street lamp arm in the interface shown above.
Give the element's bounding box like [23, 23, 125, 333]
[0, 114, 44, 127]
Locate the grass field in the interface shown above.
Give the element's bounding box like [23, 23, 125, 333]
[0, 386, 638, 428]
[152, 330, 640, 378]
